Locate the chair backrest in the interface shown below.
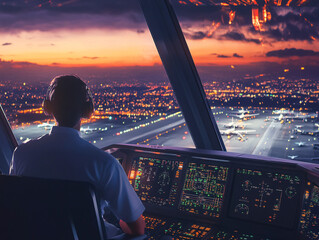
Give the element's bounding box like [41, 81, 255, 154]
[0, 175, 105, 240]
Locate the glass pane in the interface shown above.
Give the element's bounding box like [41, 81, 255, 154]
[172, 1, 319, 161]
[0, 0, 194, 149]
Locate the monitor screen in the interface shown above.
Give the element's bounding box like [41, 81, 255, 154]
[178, 161, 229, 219]
[229, 168, 302, 228]
[128, 156, 184, 207]
[299, 183, 319, 239]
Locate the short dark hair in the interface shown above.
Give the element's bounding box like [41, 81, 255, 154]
[45, 75, 92, 127]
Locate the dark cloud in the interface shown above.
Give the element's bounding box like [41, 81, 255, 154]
[0, 0, 318, 45]
[221, 31, 261, 44]
[266, 48, 319, 58]
[136, 29, 145, 34]
[173, 0, 319, 7]
[256, 8, 319, 42]
[184, 31, 210, 40]
[2, 42, 12, 46]
[0, 0, 145, 32]
[217, 54, 230, 58]
[175, 4, 319, 43]
[264, 23, 319, 42]
[0, 58, 168, 83]
[0, 11, 146, 32]
[0, 0, 140, 15]
[233, 53, 243, 58]
[82, 56, 99, 60]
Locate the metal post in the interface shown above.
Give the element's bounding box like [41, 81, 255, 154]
[0, 104, 18, 173]
[139, 0, 226, 150]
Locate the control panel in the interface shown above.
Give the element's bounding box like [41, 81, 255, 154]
[128, 156, 184, 207]
[229, 168, 302, 228]
[178, 161, 229, 219]
[299, 183, 319, 240]
[107, 144, 319, 240]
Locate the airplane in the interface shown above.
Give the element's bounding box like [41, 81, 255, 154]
[293, 113, 318, 120]
[220, 127, 256, 141]
[273, 112, 317, 122]
[307, 130, 319, 136]
[37, 122, 55, 130]
[273, 114, 285, 122]
[80, 126, 97, 134]
[295, 142, 306, 147]
[272, 113, 293, 122]
[222, 117, 251, 129]
[230, 112, 259, 120]
[294, 128, 307, 135]
[272, 109, 294, 115]
[232, 107, 250, 114]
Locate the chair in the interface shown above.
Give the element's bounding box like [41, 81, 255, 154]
[0, 175, 105, 240]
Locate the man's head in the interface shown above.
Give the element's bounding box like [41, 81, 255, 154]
[43, 75, 94, 128]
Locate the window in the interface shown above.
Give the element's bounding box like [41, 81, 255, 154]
[172, 1, 319, 161]
[0, 0, 194, 149]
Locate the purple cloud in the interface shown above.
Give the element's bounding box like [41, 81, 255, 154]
[266, 48, 319, 58]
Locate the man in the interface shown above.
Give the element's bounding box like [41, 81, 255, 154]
[10, 75, 145, 239]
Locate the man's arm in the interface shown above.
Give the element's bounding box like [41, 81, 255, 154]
[119, 215, 145, 236]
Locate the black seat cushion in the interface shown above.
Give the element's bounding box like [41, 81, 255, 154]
[0, 175, 104, 240]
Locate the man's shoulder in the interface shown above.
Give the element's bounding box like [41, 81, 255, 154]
[15, 134, 49, 153]
[75, 138, 119, 166]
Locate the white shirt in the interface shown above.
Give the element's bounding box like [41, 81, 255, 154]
[10, 126, 145, 238]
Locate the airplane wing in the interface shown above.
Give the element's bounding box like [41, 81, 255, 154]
[245, 113, 259, 117]
[220, 130, 227, 135]
[235, 129, 256, 134]
[236, 132, 245, 140]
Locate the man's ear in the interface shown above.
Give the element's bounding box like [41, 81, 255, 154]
[82, 101, 94, 119]
[43, 100, 53, 116]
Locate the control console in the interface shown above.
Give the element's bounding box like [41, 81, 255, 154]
[106, 144, 319, 240]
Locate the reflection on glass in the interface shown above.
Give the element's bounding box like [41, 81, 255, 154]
[172, 1, 319, 161]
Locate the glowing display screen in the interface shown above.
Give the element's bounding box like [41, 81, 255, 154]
[230, 168, 302, 228]
[299, 183, 319, 240]
[178, 161, 229, 218]
[128, 156, 184, 207]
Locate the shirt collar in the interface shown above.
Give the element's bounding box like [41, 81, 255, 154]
[50, 126, 80, 137]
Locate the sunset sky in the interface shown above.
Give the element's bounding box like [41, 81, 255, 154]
[0, 0, 318, 81]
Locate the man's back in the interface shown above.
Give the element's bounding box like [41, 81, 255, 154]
[11, 126, 114, 184]
[10, 126, 145, 238]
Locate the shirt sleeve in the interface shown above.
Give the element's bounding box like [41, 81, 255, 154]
[100, 158, 145, 223]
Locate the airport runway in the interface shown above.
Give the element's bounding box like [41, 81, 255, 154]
[13, 112, 186, 149]
[12, 108, 319, 162]
[252, 121, 283, 156]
